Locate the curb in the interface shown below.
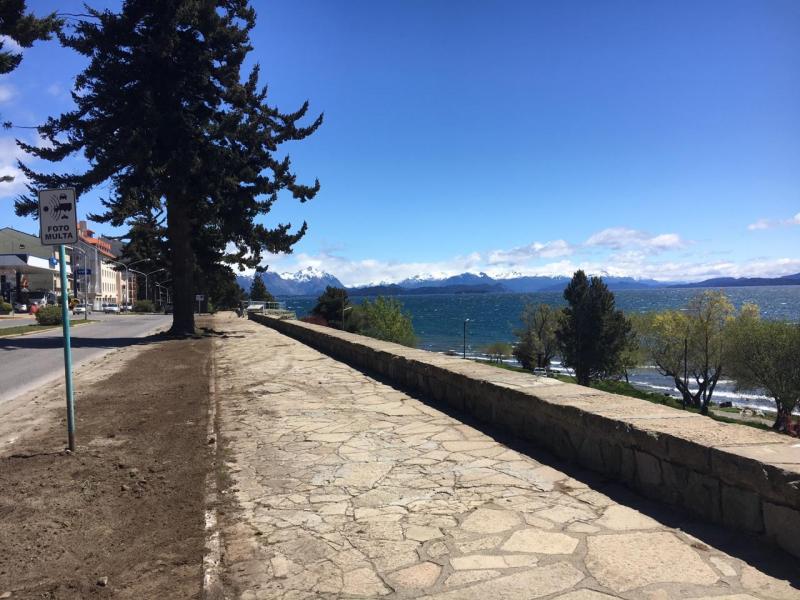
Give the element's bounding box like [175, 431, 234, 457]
[203, 344, 224, 599]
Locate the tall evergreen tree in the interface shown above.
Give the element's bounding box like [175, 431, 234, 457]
[0, 0, 60, 75]
[556, 270, 633, 386]
[248, 273, 273, 302]
[14, 1, 322, 335]
[312, 286, 349, 329]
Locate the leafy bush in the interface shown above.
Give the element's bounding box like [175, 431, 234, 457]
[353, 297, 416, 347]
[0, 301, 11, 314]
[134, 299, 155, 313]
[485, 341, 513, 363]
[35, 305, 63, 325]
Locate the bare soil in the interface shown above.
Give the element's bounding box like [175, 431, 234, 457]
[0, 332, 212, 599]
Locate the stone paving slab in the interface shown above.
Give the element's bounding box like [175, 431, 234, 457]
[212, 316, 800, 599]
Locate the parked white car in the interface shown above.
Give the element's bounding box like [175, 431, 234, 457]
[73, 303, 90, 315]
[12, 302, 27, 313]
[103, 303, 121, 314]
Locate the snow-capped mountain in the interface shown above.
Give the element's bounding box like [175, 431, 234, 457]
[237, 268, 672, 297]
[236, 267, 343, 297]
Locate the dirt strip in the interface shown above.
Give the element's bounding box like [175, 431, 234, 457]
[0, 330, 213, 599]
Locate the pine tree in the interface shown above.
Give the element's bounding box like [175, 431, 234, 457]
[312, 286, 349, 329]
[556, 270, 633, 385]
[14, 1, 321, 335]
[0, 0, 60, 75]
[249, 273, 273, 302]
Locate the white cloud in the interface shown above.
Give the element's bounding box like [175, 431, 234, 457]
[487, 239, 572, 265]
[747, 212, 800, 230]
[747, 219, 771, 231]
[0, 136, 29, 197]
[585, 227, 685, 253]
[0, 84, 16, 103]
[46, 83, 61, 96]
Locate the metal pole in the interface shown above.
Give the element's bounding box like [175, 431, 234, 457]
[463, 319, 467, 359]
[683, 337, 688, 409]
[58, 245, 76, 451]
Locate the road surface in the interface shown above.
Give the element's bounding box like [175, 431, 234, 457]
[0, 314, 171, 403]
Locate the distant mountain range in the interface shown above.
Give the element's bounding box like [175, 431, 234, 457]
[671, 273, 800, 289]
[236, 268, 800, 297]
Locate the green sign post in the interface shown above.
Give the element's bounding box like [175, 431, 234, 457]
[38, 188, 78, 452]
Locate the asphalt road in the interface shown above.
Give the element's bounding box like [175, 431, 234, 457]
[0, 314, 172, 404]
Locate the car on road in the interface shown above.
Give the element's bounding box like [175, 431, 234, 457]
[73, 303, 90, 315]
[12, 302, 27, 313]
[121, 303, 133, 312]
[103, 303, 121, 314]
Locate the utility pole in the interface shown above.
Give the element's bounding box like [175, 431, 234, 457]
[463, 318, 471, 359]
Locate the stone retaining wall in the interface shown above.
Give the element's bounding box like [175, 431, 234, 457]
[250, 314, 800, 559]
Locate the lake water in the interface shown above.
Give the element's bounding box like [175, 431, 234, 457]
[282, 286, 800, 415]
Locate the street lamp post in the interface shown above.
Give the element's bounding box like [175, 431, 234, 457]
[342, 304, 353, 330]
[125, 258, 151, 302]
[463, 318, 472, 359]
[141, 267, 167, 302]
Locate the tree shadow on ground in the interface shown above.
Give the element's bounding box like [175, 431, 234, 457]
[0, 333, 168, 352]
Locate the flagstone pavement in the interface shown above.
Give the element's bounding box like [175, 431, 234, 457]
[211, 316, 800, 600]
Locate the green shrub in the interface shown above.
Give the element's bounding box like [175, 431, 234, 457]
[134, 299, 155, 313]
[0, 301, 11, 314]
[35, 305, 63, 325]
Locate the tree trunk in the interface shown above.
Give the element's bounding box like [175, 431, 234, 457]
[773, 404, 790, 432]
[167, 195, 195, 336]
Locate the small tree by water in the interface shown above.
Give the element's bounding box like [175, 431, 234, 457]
[513, 303, 560, 370]
[725, 304, 800, 431]
[485, 341, 513, 364]
[636, 290, 734, 415]
[353, 297, 416, 347]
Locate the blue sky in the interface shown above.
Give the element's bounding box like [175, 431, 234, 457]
[1, 0, 798, 285]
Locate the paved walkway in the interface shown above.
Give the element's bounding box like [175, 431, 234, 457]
[212, 316, 799, 600]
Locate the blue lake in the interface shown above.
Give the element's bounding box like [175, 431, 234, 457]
[281, 286, 800, 414]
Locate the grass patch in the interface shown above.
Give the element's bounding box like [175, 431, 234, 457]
[477, 359, 773, 432]
[0, 320, 93, 337]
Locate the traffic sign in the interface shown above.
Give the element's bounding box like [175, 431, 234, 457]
[76, 268, 92, 275]
[38, 188, 78, 245]
[195, 294, 205, 301]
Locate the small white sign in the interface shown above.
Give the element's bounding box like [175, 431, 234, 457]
[38, 188, 78, 246]
[195, 294, 205, 301]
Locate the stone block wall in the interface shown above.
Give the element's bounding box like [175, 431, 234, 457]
[250, 314, 800, 559]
